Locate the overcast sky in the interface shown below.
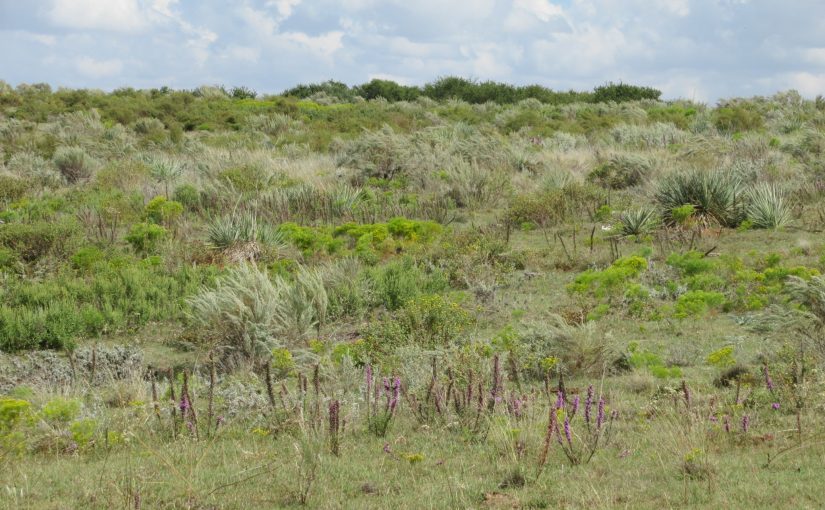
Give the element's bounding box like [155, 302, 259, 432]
[1, 0, 824, 102]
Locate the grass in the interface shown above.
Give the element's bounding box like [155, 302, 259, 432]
[2, 83, 825, 509]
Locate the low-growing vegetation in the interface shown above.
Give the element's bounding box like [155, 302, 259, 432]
[1, 80, 825, 509]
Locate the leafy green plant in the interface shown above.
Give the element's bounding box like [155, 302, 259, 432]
[52, 146, 93, 183]
[655, 170, 745, 227]
[125, 222, 167, 254]
[745, 183, 792, 229]
[619, 207, 659, 237]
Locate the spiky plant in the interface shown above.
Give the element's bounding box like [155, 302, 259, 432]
[187, 264, 285, 367]
[745, 183, 792, 229]
[52, 146, 93, 183]
[148, 158, 183, 197]
[619, 207, 660, 237]
[655, 169, 745, 227]
[207, 211, 285, 262]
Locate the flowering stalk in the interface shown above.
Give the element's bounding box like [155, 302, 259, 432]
[328, 400, 340, 456]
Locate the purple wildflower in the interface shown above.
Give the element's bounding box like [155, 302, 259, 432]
[555, 390, 565, 410]
[584, 385, 594, 424]
[596, 397, 605, 430]
[771, 402, 780, 410]
[571, 395, 580, 418]
[383, 442, 392, 454]
[179, 396, 190, 413]
[709, 415, 718, 423]
[389, 377, 401, 412]
[512, 398, 523, 418]
[763, 365, 774, 392]
[741, 415, 750, 433]
[563, 416, 573, 448]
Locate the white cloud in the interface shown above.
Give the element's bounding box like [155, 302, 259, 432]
[282, 31, 344, 58]
[504, 0, 566, 31]
[75, 57, 124, 78]
[784, 72, 825, 97]
[48, 0, 148, 32]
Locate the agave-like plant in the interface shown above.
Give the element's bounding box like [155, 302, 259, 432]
[207, 211, 285, 261]
[745, 182, 792, 229]
[619, 207, 660, 237]
[655, 169, 745, 227]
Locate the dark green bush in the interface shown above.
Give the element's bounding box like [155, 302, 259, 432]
[0, 220, 79, 261]
[592, 82, 661, 103]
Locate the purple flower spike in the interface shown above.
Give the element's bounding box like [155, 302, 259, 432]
[741, 415, 750, 433]
[555, 390, 565, 410]
[584, 385, 594, 424]
[571, 396, 580, 418]
[389, 377, 401, 412]
[764, 365, 774, 391]
[771, 402, 780, 410]
[564, 416, 573, 447]
[596, 397, 605, 430]
[179, 396, 190, 413]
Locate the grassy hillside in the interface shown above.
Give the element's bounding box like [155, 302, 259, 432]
[2, 83, 825, 508]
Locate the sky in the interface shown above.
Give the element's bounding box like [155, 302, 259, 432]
[1, 0, 824, 102]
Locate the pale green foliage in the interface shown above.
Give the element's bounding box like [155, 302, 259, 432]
[611, 122, 688, 148]
[53, 146, 94, 183]
[187, 264, 328, 366]
[745, 183, 792, 229]
[148, 157, 183, 196]
[206, 211, 285, 261]
[655, 169, 745, 227]
[619, 207, 660, 237]
[6, 152, 63, 186]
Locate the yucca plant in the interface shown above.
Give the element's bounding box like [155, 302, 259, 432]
[619, 207, 660, 237]
[148, 157, 183, 197]
[655, 169, 745, 227]
[745, 183, 792, 229]
[207, 211, 285, 262]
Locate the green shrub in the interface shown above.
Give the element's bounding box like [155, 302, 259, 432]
[592, 82, 661, 102]
[0, 175, 29, 205]
[568, 256, 648, 299]
[674, 290, 725, 318]
[666, 251, 714, 276]
[0, 247, 17, 269]
[368, 257, 448, 311]
[71, 246, 104, 271]
[52, 146, 93, 183]
[0, 220, 78, 261]
[627, 343, 682, 378]
[362, 294, 471, 355]
[125, 222, 167, 254]
[173, 184, 200, 210]
[655, 169, 745, 227]
[588, 154, 652, 189]
[0, 398, 32, 431]
[144, 196, 183, 225]
[0, 301, 83, 350]
[42, 398, 81, 423]
[714, 105, 763, 133]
